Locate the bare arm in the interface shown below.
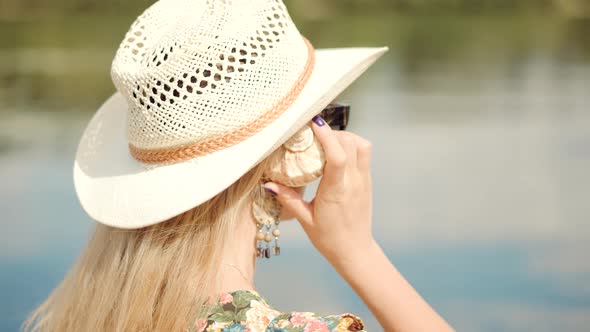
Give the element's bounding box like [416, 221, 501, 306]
[263, 114, 454, 332]
[329, 238, 454, 331]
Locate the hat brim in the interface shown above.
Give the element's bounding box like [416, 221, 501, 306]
[74, 47, 388, 228]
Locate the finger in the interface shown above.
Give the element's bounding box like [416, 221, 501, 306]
[355, 136, 372, 172]
[263, 182, 313, 228]
[278, 186, 306, 220]
[336, 132, 358, 170]
[310, 115, 346, 186]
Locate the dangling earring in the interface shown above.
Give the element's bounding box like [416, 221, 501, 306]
[252, 181, 281, 259]
[252, 122, 325, 260]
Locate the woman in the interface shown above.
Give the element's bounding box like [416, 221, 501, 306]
[24, 0, 454, 331]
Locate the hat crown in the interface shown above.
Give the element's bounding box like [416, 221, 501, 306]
[110, 0, 312, 156]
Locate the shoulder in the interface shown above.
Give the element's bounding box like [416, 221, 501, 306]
[189, 290, 366, 332]
[267, 311, 366, 332]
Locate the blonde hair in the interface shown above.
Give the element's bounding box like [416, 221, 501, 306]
[23, 156, 274, 332]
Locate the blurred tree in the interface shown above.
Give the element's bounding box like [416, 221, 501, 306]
[4, 0, 590, 19]
[553, 0, 590, 17]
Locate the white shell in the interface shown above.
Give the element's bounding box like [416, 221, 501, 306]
[252, 192, 281, 227]
[283, 125, 314, 152]
[264, 124, 326, 187]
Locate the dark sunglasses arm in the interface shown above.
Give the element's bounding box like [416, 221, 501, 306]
[318, 103, 350, 130]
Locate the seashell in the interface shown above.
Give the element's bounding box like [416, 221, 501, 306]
[252, 190, 281, 227]
[283, 125, 314, 152]
[264, 124, 326, 187]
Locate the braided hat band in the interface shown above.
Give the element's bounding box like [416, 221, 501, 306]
[109, 0, 315, 165]
[129, 38, 315, 164]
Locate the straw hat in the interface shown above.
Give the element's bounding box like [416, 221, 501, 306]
[73, 0, 388, 229]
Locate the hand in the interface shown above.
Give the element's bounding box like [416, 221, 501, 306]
[277, 186, 306, 221]
[263, 114, 374, 263]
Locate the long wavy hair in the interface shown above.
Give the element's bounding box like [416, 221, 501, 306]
[22, 153, 275, 331]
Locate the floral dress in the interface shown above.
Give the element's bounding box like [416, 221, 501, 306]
[189, 289, 367, 332]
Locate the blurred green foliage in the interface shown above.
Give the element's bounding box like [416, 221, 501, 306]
[2, 0, 590, 17]
[0, 0, 589, 112]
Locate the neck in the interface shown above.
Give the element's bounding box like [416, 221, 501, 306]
[219, 209, 258, 293]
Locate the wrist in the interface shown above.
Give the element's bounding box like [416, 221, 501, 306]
[325, 236, 381, 270]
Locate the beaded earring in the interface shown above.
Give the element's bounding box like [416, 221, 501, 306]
[252, 182, 281, 259]
[251, 123, 324, 260]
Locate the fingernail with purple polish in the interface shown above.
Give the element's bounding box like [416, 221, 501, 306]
[312, 115, 326, 127]
[264, 186, 277, 196]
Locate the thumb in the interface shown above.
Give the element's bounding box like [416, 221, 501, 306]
[263, 181, 313, 228]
